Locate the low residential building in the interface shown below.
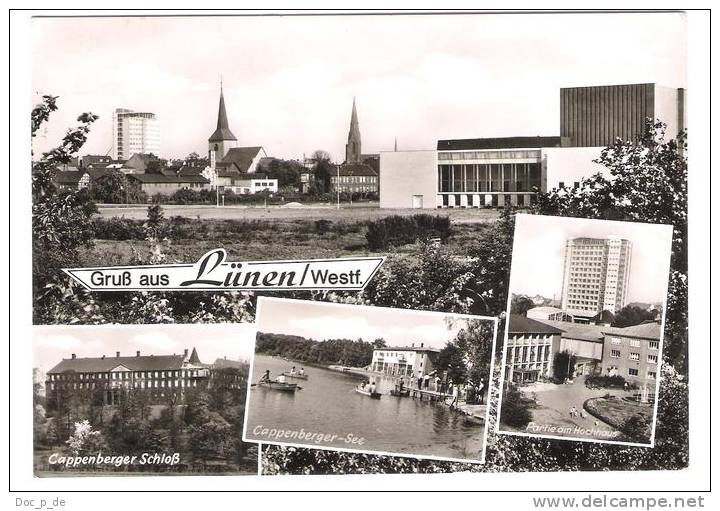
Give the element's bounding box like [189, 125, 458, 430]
[370, 344, 439, 378]
[126, 173, 210, 196]
[331, 162, 379, 194]
[525, 318, 662, 390]
[51, 169, 90, 191]
[537, 320, 606, 377]
[45, 348, 209, 408]
[600, 321, 661, 390]
[505, 315, 563, 384]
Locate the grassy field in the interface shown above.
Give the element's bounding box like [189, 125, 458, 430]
[81, 204, 500, 266]
[96, 203, 502, 224]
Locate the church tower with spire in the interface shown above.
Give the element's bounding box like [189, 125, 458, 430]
[208, 82, 237, 165]
[345, 98, 362, 164]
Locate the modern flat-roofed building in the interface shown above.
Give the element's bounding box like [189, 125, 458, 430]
[379, 82, 685, 209]
[560, 237, 632, 320]
[560, 83, 686, 148]
[113, 108, 160, 160]
[504, 315, 563, 384]
[370, 344, 439, 378]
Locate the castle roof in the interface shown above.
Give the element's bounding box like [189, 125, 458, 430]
[47, 351, 202, 374]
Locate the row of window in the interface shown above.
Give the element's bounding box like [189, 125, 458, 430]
[49, 379, 201, 391]
[609, 338, 659, 350]
[48, 369, 205, 381]
[438, 150, 541, 161]
[609, 350, 659, 363]
[438, 163, 541, 193]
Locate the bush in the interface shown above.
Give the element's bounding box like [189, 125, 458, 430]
[585, 374, 638, 390]
[621, 414, 651, 442]
[500, 384, 533, 429]
[92, 217, 145, 240]
[365, 214, 452, 250]
[314, 219, 332, 235]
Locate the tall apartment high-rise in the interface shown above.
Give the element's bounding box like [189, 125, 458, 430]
[112, 108, 160, 160]
[560, 237, 632, 320]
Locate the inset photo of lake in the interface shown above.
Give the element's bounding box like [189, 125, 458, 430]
[242, 297, 497, 463]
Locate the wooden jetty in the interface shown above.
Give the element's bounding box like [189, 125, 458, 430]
[408, 387, 452, 402]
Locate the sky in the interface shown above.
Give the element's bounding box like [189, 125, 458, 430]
[256, 298, 489, 349]
[509, 214, 674, 304]
[33, 324, 256, 373]
[31, 12, 686, 161]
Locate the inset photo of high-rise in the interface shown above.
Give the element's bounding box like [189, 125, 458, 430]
[497, 214, 673, 447]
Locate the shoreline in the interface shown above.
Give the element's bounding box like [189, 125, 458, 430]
[262, 354, 486, 424]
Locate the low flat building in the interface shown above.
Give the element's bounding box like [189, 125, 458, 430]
[126, 173, 210, 196]
[526, 306, 575, 323]
[505, 315, 563, 384]
[331, 162, 379, 194]
[370, 344, 439, 378]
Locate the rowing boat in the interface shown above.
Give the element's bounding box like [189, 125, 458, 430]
[281, 372, 308, 380]
[257, 381, 300, 392]
[355, 386, 381, 399]
[390, 388, 410, 397]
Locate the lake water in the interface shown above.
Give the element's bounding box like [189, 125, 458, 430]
[245, 355, 485, 461]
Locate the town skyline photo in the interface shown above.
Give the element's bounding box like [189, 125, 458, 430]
[32, 13, 686, 161]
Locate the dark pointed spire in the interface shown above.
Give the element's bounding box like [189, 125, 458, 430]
[345, 97, 362, 163]
[189, 347, 201, 364]
[209, 81, 237, 142]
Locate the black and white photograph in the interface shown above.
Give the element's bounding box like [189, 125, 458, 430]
[497, 214, 673, 446]
[243, 297, 497, 463]
[22, 9, 697, 480]
[33, 324, 258, 476]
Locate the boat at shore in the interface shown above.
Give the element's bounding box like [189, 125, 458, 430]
[281, 372, 308, 380]
[257, 381, 300, 392]
[355, 386, 381, 399]
[390, 388, 410, 397]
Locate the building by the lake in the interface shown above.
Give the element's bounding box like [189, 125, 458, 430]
[370, 344, 439, 378]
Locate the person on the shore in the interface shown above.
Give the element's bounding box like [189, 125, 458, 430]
[477, 380, 485, 404]
[260, 369, 271, 383]
[450, 384, 459, 409]
[417, 373, 423, 390]
[423, 374, 430, 389]
[435, 375, 441, 392]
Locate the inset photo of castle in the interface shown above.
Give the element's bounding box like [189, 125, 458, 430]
[497, 214, 673, 446]
[32, 324, 258, 476]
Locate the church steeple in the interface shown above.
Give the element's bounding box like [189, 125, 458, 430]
[209, 82, 237, 143]
[208, 81, 238, 165]
[345, 97, 362, 163]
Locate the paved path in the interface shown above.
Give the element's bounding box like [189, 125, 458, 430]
[518, 376, 629, 440]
